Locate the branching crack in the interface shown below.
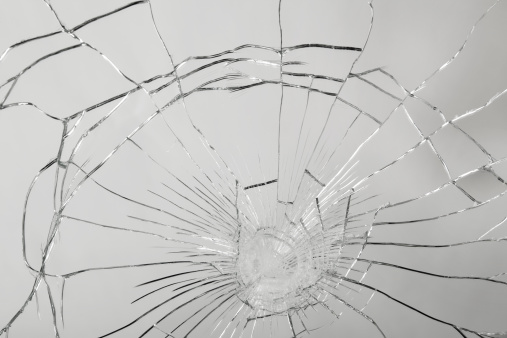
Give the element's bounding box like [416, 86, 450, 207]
[1, 0, 506, 337]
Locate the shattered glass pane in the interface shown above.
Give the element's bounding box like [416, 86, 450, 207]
[1, 0, 507, 337]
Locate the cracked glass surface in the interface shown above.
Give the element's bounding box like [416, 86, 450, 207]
[1, 0, 507, 337]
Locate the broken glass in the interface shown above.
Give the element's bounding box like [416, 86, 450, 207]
[1, 0, 507, 337]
